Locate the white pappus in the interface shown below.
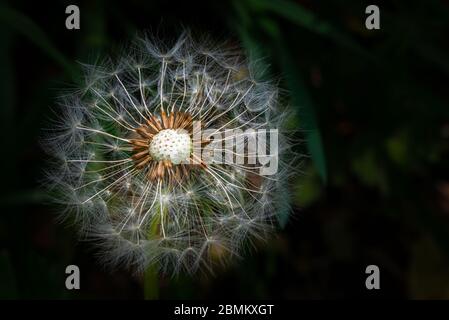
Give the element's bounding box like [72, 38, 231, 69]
[42, 30, 298, 275]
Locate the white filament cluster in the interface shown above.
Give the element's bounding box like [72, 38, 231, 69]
[43, 31, 296, 275]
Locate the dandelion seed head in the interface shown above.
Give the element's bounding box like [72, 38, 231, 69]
[42, 30, 298, 275]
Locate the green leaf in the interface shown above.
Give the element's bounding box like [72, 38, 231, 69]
[276, 40, 328, 184]
[233, 7, 296, 226]
[0, 5, 77, 79]
[248, 0, 371, 57]
[233, 0, 266, 65]
[234, 6, 328, 183]
[258, 17, 327, 183]
[233, 5, 327, 226]
[275, 181, 292, 228]
[296, 165, 322, 208]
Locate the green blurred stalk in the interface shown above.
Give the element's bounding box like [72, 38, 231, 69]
[143, 205, 166, 300]
[143, 265, 159, 300]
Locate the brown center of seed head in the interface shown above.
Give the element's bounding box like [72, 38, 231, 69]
[128, 110, 207, 182]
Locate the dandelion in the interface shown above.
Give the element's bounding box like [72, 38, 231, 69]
[43, 31, 296, 275]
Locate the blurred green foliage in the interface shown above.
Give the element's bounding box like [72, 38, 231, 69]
[0, 0, 448, 299]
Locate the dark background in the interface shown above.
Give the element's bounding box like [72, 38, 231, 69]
[0, 0, 448, 299]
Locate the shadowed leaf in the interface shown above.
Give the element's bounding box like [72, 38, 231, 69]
[248, 0, 370, 57]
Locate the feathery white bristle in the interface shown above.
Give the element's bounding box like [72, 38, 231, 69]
[42, 30, 298, 275]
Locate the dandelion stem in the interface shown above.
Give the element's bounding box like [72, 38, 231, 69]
[143, 204, 164, 300]
[143, 265, 159, 300]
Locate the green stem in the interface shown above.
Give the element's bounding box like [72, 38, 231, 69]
[143, 264, 159, 300]
[143, 203, 166, 299]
